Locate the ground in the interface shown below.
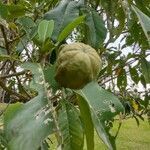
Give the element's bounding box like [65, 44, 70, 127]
[49, 118, 150, 150]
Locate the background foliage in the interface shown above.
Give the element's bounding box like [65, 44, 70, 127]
[0, 0, 149, 150]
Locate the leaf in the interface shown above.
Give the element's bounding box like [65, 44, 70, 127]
[16, 17, 36, 32]
[16, 36, 28, 52]
[44, 0, 84, 41]
[114, 6, 125, 38]
[44, 64, 59, 93]
[129, 66, 139, 84]
[0, 3, 8, 18]
[84, 9, 107, 49]
[0, 3, 26, 19]
[58, 15, 85, 43]
[58, 101, 84, 150]
[4, 63, 56, 150]
[141, 58, 150, 83]
[0, 129, 7, 148]
[140, 75, 146, 88]
[76, 82, 124, 150]
[132, 5, 150, 45]
[77, 95, 94, 150]
[16, 17, 37, 39]
[38, 20, 54, 43]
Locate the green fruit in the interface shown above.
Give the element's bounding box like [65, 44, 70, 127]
[55, 42, 102, 89]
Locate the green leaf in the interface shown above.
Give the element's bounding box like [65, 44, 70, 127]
[0, 129, 7, 148]
[16, 17, 36, 32]
[4, 63, 56, 150]
[76, 82, 124, 150]
[44, 64, 59, 93]
[16, 36, 28, 52]
[0, 3, 26, 19]
[0, 3, 8, 18]
[5, 96, 55, 150]
[58, 15, 85, 43]
[4, 103, 23, 125]
[129, 66, 139, 84]
[40, 39, 55, 54]
[16, 17, 37, 39]
[58, 101, 84, 150]
[38, 20, 54, 43]
[140, 75, 146, 88]
[132, 5, 150, 45]
[44, 0, 84, 41]
[77, 95, 94, 150]
[141, 58, 150, 83]
[84, 9, 107, 49]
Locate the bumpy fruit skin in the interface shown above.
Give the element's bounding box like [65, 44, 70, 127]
[55, 42, 102, 89]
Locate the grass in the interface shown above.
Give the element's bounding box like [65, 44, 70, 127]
[49, 118, 150, 150]
[93, 118, 150, 150]
[0, 102, 149, 149]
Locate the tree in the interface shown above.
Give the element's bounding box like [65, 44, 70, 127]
[0, 0, 149, 149]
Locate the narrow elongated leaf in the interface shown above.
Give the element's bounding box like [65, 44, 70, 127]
[77, 95, 94, 150]
[132, 6, 150, 45]
[129, 66, 139, 84]
[76, 82, 124, 150]
[44, 0, 84, 41]
[84, 9, 107, 49]
[38, 20, 54, 43]
[141, 58, 150, 83]
[44, 64, 59, 92]
[4, 63, 55, 150]
[58, 15, 85, 43]
[58, 101, 84, 150]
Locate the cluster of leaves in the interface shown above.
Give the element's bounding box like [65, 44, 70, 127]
[0, 0, 149, 150]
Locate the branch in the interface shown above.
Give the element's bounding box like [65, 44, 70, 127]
[0, 25, 10, 54]
[0, 70, 26, 79]
[0, 78, 28, 101]
[10, 63, 32, 99]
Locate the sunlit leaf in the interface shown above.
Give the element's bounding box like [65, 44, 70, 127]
[38, 20, 54, 43]
[0, 3, 26, 19]
[77, 95, 94, 150]
[58, 15, 85, 43]
[58, 101, 84, 150]
[4, 63, 56, 150]
[76, 82, 124, 150]
[132, 5, 150, 45]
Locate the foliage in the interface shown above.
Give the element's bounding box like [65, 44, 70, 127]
[0, 0, 149, 150]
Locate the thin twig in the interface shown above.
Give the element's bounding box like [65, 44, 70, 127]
[0, 25, 10, 54]
[0, 70, 26, 79]
[11, 63, 31, 99]
[0, 78, 27, 101]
